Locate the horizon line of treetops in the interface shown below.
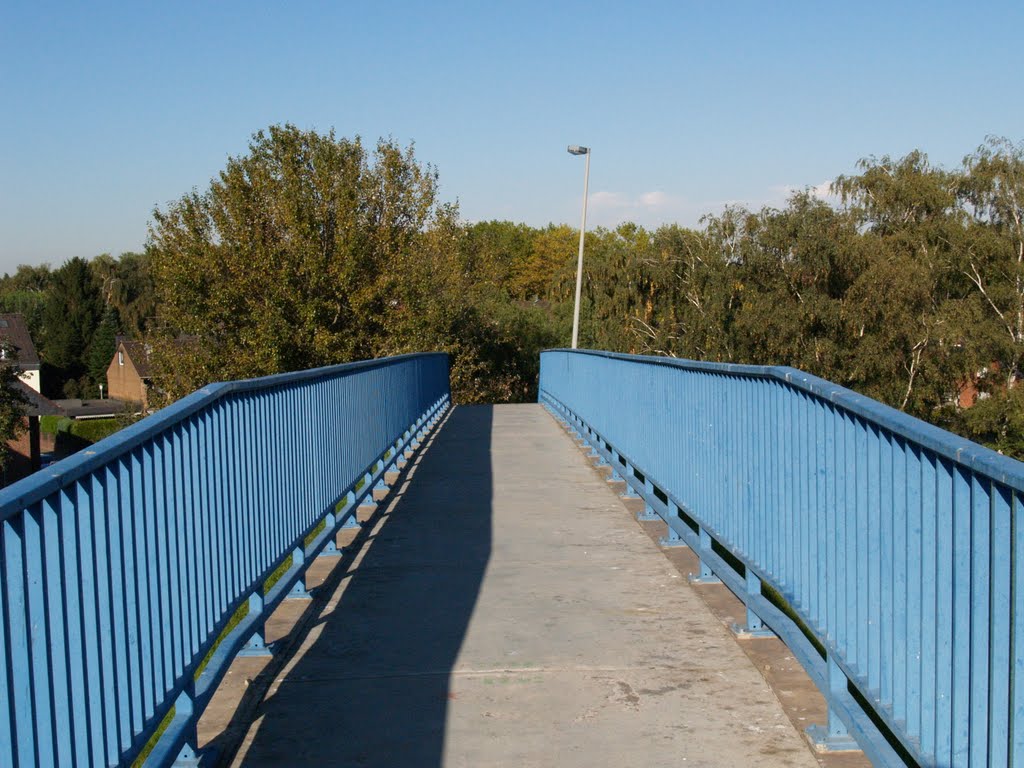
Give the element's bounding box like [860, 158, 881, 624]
[2, 125, 1023, 458]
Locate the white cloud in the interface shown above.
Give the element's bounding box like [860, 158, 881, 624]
[811, 179, 835, 199]
[589, 190, 631, 209]
[577, 181, 841, 230]
[583, 189, 697, 227]
[639, 190, 670, 208]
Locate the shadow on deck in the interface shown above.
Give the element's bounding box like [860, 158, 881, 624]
[212, 405, 492, 766]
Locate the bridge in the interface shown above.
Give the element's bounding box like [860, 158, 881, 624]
[1, 350, 1021, 766]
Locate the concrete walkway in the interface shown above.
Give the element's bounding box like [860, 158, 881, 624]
[228, 404, 819, 767]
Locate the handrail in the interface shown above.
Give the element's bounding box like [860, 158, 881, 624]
[540, 348, 1023, 767]
[0, 353, 450, 766]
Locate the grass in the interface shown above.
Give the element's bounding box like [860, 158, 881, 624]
[131, 705, 176, 768]
[262, 554, 293, 596]
[304, 518, 327, 548]
[192, 599, 251, 682]
[759, 581, 827, 659]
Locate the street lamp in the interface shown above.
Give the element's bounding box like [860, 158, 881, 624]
[567, 145, 590, 349]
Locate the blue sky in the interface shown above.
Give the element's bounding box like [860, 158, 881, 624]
[2, 1, 1022, 273]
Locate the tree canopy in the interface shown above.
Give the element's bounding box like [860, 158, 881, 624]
[7, 129, 1024, 459]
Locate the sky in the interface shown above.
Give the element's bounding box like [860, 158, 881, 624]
[1, 0, 1022, 274]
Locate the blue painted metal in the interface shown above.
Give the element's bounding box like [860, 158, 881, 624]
[0, 353, 449, 767]
[540, 347, 1024, 768]
[637, 504, 659, 522]
[688, 527, 721, 584]
[731, 570, 775, 639]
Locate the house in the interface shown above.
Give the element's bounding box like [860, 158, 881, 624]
[107, 336, 152, 408]
[0, 315, 59, 485]
[0, 313, 41, 393]
[956, 361, 1016, 408]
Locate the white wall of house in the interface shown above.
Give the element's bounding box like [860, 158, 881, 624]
[19, 368, 40, 393]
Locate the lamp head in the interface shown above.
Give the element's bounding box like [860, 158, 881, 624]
[567, 145, 589, 155]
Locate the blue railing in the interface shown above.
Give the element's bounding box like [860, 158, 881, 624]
[0, 352, 450, 767]
[540, 348, 1024, 768]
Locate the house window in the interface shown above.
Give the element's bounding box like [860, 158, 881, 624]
[118, 350, 124, 366]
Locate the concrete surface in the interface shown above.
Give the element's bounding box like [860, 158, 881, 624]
[211, 404, 824, 767]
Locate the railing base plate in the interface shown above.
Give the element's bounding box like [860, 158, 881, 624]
[318, 540, 345, 558]
[731, 622, 776, 640]
[172, 743, 220, 767]
[285, 583, 312, 601]
[688, 573, 722, 585]
[805, 724, 861, 752]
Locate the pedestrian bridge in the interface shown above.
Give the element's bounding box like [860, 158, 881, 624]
[1, 351, 1021, 767]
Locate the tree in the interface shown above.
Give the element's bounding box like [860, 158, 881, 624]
[0, 264, 52, 341]
[0, 343, 27, 471]
[40, 257, 103, 398]
[956, 137, 1024, 388]
[90, 251, 156, 337]
[834, 151, 970, 414]
[148, 125, 452, 398]
[87, 306, 120, 389]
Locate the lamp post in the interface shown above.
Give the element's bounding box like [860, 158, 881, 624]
[567, 145, 590, 349]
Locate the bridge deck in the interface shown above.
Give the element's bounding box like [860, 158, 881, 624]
[217, 404, 819, 766]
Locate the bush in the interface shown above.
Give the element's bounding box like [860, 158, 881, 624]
[67, 418, 122, 444]
[44, 417, 124, 454]
[39, 415, 67, 435]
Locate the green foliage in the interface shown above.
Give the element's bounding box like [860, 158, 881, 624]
[66, 417, 122, 444]
[263, 553, 294, 595]
[12, 129, 1024, 457]
[90, 251, 156, 337]
[192, 599, 250, 683]
[87, 307, 120, 386]
[0, 350, 27, 469]
[39, 415, 71, 435]
[0, 264, 52, 339]
[41, 416, 123, 454]
[40, 257, 103, 398]
[148, 124, 450, 399]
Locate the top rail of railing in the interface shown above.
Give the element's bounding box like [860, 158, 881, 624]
[549, 347, 1024, 487]
[0, 353, 447, 519]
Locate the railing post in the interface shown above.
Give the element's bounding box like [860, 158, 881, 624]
[373, 459, 389, 493]
[688, 527, 721, 584]
[238, 593, 272, 658]
[170, 690, 201, 768]
[317, 512, 344, 557]
[620, 464, 640, 498]
[286, 547, 312, 601]
[607, 450, 624, 483]
[806, 657, 859, 751]
[339, 491, 360, 529]
[395, 433, 410, 468]
[637, 478, 659, 521]
[358, 472, 378, 513]
[659, 503, 688, 548]
[732, 569, 775, 638]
